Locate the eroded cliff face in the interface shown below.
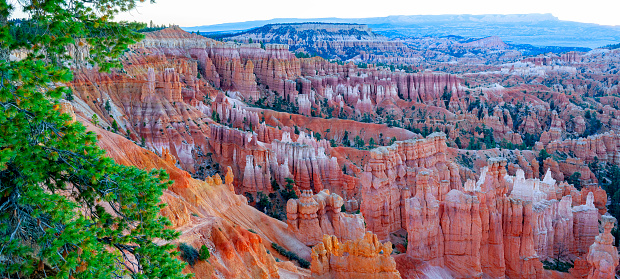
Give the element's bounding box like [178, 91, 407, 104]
[358, 135, 612, 278]
[69, 49, 215, 175]
[62, 26, 620, 279]
[74, 109, 308, 278]
[310, 233, 401, 279]
[360, 133, 461, 240]
[286, 190, 365, 246]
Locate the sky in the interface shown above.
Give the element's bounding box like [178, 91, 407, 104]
[110, 0, 620, 27]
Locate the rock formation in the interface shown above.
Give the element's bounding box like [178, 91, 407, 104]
[360, 132, 461, 240]
[286, 189, 365, 246]
[586, 215, 619, 279]
[62, 26, 620, 279]
[359, 134, 609, 278]
[84, 115, 309, 278]
[310, 232, 401, 278]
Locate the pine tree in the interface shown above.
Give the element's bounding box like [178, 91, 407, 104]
[369, 137, 376, 148]
[112, 119, 119, 133]
[0, 0, 187, 278]
[91, 113, 99, 125]
[455, 137, 462, 149]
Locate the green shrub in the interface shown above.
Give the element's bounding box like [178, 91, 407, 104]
[271, 242, 310, 268]
[179, 243, 200, 266]
[542, 260, 574, 272]
[199, 245, 210, 261]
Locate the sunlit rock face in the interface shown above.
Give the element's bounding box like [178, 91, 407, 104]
[81, 113, 308, 278]
[310, 232, 401, 279]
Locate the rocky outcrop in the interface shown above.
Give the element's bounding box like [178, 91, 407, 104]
[177, 217, 280, 279]
[310, 233, 400, 278]
[545, 131, 620, 165]
[501, 198, 546, 279]
[210, 43, 260, 100]
[531, 195, 574, 261]
[393, 71, 464, 106]
[405, 171, 444, 266]
[215, 126, 352, 195]
[360, 132, 461, 240]
[440, 190, 483, 278]
[573, 193, 600, 256]
[69, 59, 212, 174]
[360, 134, 602, 278]
[82, 115, 309, 278]
[586, 215, 619, 279]
[286, 190, 365, 246]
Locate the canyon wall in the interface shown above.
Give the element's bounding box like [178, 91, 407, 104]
[78, 112, 309, 278]
[360, 132, 461, 239]
[61, 27, 620, 278]
[359, 135, 611, 278]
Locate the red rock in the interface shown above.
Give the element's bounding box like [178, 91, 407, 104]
[83, 115, 310, 277]
[405, 171, 444, 266]
[440, 190, 483, 277]
[63, 27, 620, 279]
[586, 215, 619, 279]
[286, 189, 364, 246]
[361, 133, 460, 240]
[310, 233, 401, 278]
[573, 193, 600, 256]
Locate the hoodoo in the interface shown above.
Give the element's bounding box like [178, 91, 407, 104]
[10, 4, 620, 278]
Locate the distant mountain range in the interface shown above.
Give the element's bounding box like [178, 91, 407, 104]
[182, 14, 620, 48]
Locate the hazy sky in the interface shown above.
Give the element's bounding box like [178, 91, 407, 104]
[113, 0, 620, 27]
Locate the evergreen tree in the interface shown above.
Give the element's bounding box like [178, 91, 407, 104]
[91, 113, 99, 125]
[568, 172, 582, 190]
[455, 137, 462, 149]
[354, 135, 364, 148]
[281, 178, 298, 200]
[0, 0, 187, 278]
[112, 119, 119, 133]
[369, 137, 376, 148]
[342, 131, 351, 147]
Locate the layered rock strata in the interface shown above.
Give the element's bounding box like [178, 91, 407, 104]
[586, 215, 619, 279]
[360, 135, 610, 278]
[360, 132, 461, 240]
[286, 189, 365, 246]
[310, 233, 401, 279]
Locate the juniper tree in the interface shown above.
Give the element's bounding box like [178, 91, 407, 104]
[0, 0, 187, 278]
